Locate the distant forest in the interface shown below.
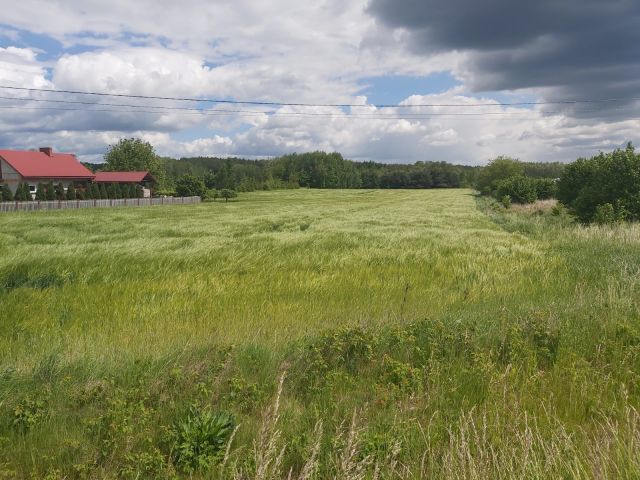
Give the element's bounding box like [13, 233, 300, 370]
[85, 151, 565, 192]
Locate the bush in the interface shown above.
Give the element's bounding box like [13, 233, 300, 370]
[593, 203, 618, 225]
[494, 176, 538, 204]
[175, 175, 206, 198]
[66, 184, 76, 200]
[500, 195, 512, 209]
[220, 189, 237, 202]
[55, 183, 65, 200]
[533, 178, 557, 199]
[35, 183, 46, 201]
[15, 183, 32, 201]
[475, 156, 524, 195]
[45, 182, 56, 201]
[1, 184, 13, 201]
[171, 408, 235, 473]
[557, 144, 640, 223]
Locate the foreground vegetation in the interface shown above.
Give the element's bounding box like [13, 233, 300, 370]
[1, 189, 639, 478]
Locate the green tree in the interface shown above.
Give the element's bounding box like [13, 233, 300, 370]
[45, 182, 56, 201]
[476, 156, 525, 195]
[66, 184, 76, 200]
[220, 189, 237, 202]
[1, 184, 14, 201]
[175, 175, 206, 197]
[558, 144, 640, 223]
[99, 184, 108, 199]
[35, 183, 46, 201]
[55, 182, 65, 200]
[104, 138, 166, 187]
[493, 176, 538, 204]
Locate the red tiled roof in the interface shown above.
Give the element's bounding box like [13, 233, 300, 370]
[93, 171, 152, 183]
[0, 149, 95, 179]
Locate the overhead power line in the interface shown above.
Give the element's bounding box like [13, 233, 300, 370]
[0, 104, 559, 121]
[1, 85, 640, 109]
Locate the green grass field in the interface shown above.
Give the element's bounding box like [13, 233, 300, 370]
[1, 189, 639, 479]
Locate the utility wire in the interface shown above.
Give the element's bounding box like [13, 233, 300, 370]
[2, 85, 640, 109]
[1, 95, 636, 119]
[0, 104, 561, 120]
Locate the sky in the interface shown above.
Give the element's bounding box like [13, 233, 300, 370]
[0, 0, 639, 164]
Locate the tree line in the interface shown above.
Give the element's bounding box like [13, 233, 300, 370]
[82, 138, 640, 225]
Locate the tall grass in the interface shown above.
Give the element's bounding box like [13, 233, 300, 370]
[0, 189, 639, 478]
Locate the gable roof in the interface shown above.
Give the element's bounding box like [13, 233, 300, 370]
[0, 149, 95, 179]
[93, 171, 153, 183]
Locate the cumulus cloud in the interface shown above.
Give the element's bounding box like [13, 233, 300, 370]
[367, 0, 640, 119]
[0, 0, 638, 163]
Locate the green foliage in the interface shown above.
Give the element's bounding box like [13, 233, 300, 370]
[14, 183, 32, 201]
[35, 183, 46, 201]
[220, 188, 237, 202]
[2, 190, 640, 478]
[99, 184, 108, 199]
[103, 137, 167, 188]
[66, 184, 76, 200]
[593, 203, 619, 225]
[175, 174, 206, 197]
[1, 184, 13, 201]
[13, 394, 48, 431]
[557, 144, 640, 223]
[171, 408, 235, 473]
[500, 195, 512, 209]
[55, 183, 65, 200]
[475, 156, 525, 194]
[45, 182, 56, 201]
[494, 176, 539, 204]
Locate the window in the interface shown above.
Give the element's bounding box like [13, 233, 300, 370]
[29, 185, 36, 192]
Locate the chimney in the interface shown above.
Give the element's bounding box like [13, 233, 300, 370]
[39, 147, 53, 156]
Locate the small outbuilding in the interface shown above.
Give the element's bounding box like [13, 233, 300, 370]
[93, 171, 156, 198]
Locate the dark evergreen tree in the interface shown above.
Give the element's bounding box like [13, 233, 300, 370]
[35, 183, 46, 201]
[55, 182, 66, 200]
[1, 184, 13, 201]
[66, 184, 76, 200]
[45, 182, 55, 201]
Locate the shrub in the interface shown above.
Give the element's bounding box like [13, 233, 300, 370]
[171, 408, 235, 473]
[220, 189, 237, 202]
[1, 184, 13, 201]
[175, 175, 206, 197]
[13, 394, 48, 431]
[500, 195, 512, 209]
[66, 184, 76, 200]
[475, 156, 524, 195]
[35, 183, 46, 201]
[55, 182, 65, 200]
[494, 176, 538, 204]
[557, 144, 640, 223]
[45, 182, 56, 201]
[533, 178, 557, 199]
[593, 203, 618, 225]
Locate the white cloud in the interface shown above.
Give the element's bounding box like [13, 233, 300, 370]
[0, 0, 636, 164]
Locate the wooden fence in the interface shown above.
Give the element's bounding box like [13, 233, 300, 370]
[0, 196, 201, 213]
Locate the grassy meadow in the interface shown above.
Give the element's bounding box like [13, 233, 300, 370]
[0, 189, 639, 478]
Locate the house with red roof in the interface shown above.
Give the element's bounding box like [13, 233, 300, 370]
[0, 147, 157, 199]
[0, 147, 95, 197]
